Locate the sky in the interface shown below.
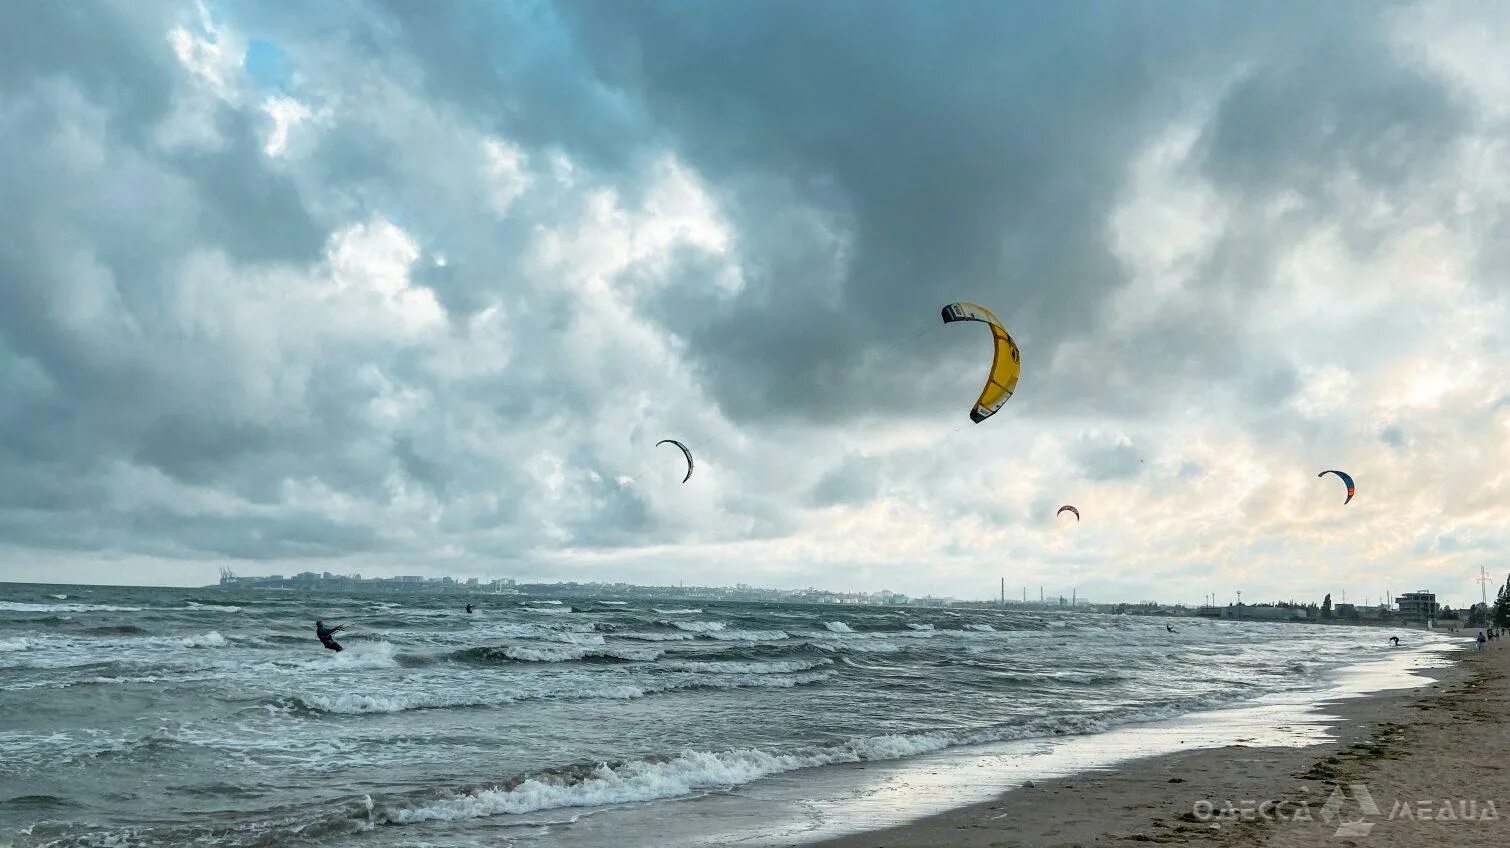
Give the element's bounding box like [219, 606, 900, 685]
[0, 1, 1507, 605]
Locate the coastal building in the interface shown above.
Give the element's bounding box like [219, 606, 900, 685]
[1396, 590, 1438, 622]
[1222, 604, 1308, 621]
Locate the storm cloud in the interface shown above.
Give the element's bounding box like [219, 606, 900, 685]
[0, 0, 1506, 604]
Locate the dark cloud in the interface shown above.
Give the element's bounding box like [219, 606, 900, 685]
[809, 455, 881, 507]
[0, 1, 1500, 601]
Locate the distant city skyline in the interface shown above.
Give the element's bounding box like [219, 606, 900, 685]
[4, 567, 1494, 615]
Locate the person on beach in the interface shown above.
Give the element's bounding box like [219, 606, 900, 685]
[315, 620, 346, 652]
[1477, 631, 1486, 651]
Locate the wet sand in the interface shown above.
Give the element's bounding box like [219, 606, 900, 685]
[812, 639, 1507, 848]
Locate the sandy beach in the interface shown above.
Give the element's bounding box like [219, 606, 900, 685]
[817, 639, 1507, 848]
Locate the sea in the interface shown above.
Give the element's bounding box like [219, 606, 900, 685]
[0, 583, 1459, 847]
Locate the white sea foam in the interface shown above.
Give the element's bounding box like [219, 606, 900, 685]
[390, 725, 1009, 825]
[666, 620, 725, 633]
[299, 671, 827, 715]
[181, 603, 242, 613]
[318, 641, 400, 670]
[814, 640, 901, 653]
[300, 691, 502, 714]
[652, 608, 702, 614]
[0, 602, 142, 613]
[906, 623, 934, 631]
[503, 644, 663, 663]
[824, 621, 854, 633]
[523, 606, 571, 615]
[660, 659, 831, 675]
[504, 644, 586, 663]
[539, 631, 606, 646]
[966, 623, 996, 632]
[177, 632, 228, 648]
[615, 631, 696, 642]
[0, 637, 34, 652]
[50, 594, 68, 600]
[396, 707, 1195, 824]
[703, 629, 789, 642]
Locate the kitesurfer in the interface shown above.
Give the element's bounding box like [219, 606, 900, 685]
[1317, 469, 1356, 504]
[1389, 636, 1400, 646]
[315, 620, 346, 652]
[1166, 624, 1175, 633]
[657, 440, 694, 483]
[465, 603, 474, 614]
[940, 302, 1020, 423]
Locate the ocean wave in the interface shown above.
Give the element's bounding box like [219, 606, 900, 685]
[814, 640, 902, 654]
[84, 625, 149, 636]
[177, 632, 229, 648]
[823, 621, 853, 633]
[450, 641, 664, 664]
[293, 690, 514, 715]
[0, 602, 143, 613]
[652, 608, 702, 614]
[906, 623, 935, 631]
[538, 631, 606, 646]
[293, 671, 831, 715]
[386, 723, 1009, 825]
[665, 620, 725, 633]
[522, 606, 572, 615]
[614, 631, 696, 642]
[659, 659, 832, 675]
[265, 641, 400, 671]
[0, 637, 35, 652]
[384, 691, 1263, 826]
[179, 603, 243, 613]
[494, 644, 662, 663]
[966, 623, 996, 632]
[703, 629, 790, 642]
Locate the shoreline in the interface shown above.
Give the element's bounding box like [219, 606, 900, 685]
[811, 640, 1507, 848]
[497, 635, 1464, 848]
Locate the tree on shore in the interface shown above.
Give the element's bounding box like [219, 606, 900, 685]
[1494, 573, 1510, 628]
[1322, 593, 1332, 619]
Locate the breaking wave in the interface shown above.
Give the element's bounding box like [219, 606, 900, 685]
[293, 671, 833, 715]
[0, 602, 143, 613]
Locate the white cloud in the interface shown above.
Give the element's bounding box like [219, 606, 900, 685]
[2, 1, 1509, 610]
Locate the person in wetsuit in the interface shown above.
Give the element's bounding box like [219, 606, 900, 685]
[465, 603, 474, 614]
[1166, 624, 1175, 633]
[315, 620, 346, 652]
[1389, 636, 1400, 646]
